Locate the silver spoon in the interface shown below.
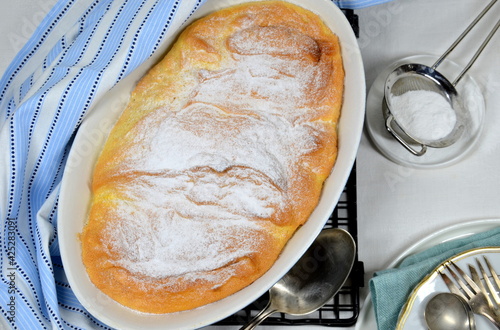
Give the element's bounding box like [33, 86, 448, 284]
[383, 0, 499, 156]
[239, 228, 356, 330]
[425, 292, 476, 330]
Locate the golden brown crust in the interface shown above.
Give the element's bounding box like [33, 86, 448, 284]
[81, 0, 343, 314]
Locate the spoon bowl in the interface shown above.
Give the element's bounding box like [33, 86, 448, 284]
[425, 292, 476, 330]
[240, 228, 356, 329]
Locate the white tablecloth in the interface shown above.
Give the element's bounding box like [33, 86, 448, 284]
[357, 0, 499, 328]
[2, 0, 499, 329]
[358, 0, 500, 275]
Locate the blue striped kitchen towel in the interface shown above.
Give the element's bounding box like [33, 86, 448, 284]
[333, 0, 395, 9]
[0, 1, 207, 328]
[0, 0, 393, 329]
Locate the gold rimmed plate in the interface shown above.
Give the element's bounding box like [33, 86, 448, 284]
[397, 247, 500, 329]
[356, 219, 500, 330]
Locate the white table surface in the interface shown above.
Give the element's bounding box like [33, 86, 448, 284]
[2, 0, 499, 329]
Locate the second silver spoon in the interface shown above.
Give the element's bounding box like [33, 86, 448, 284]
[425, 292, 476, 330]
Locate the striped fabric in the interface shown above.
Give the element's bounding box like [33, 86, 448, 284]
[0, 0, 391, 328]
[333, 0, 396, 9]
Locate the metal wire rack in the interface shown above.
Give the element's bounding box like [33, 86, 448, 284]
[214, 9, 362, 327]
[215, 164, 364, 327]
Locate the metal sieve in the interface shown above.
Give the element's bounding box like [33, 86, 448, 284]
[383, 0, 499, 156]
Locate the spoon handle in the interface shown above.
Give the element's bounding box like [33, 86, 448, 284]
[239, 302, 277, 330]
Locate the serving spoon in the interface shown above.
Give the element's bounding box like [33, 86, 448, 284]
[425, 292, 476, 330]
[239, 228, 356, 330]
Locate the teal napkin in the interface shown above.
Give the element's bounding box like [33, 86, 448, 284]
[369, 227, 500, 330]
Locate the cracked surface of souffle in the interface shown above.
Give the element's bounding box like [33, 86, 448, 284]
[81, 0, 344, 314]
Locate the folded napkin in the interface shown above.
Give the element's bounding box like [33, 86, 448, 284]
[0, 0, 393, 328]
[369, 227, 500, 330]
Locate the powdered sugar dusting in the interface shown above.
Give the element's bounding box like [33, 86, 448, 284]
[100, 25, 335, 286]
[390, 90, 457, 141]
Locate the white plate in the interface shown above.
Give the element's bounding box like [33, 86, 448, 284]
[397, 247, 500, 329]
[57, 1, 365, 329]
[356, 219, 500, 330]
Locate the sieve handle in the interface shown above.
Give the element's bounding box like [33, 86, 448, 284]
[432, 0, 497, 70]
[385, 115, 427, 156]
[453, 19, 500, 85]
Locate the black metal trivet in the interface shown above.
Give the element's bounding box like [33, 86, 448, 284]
[342, 9, 360, 38]
[215, 8, 363, 327]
